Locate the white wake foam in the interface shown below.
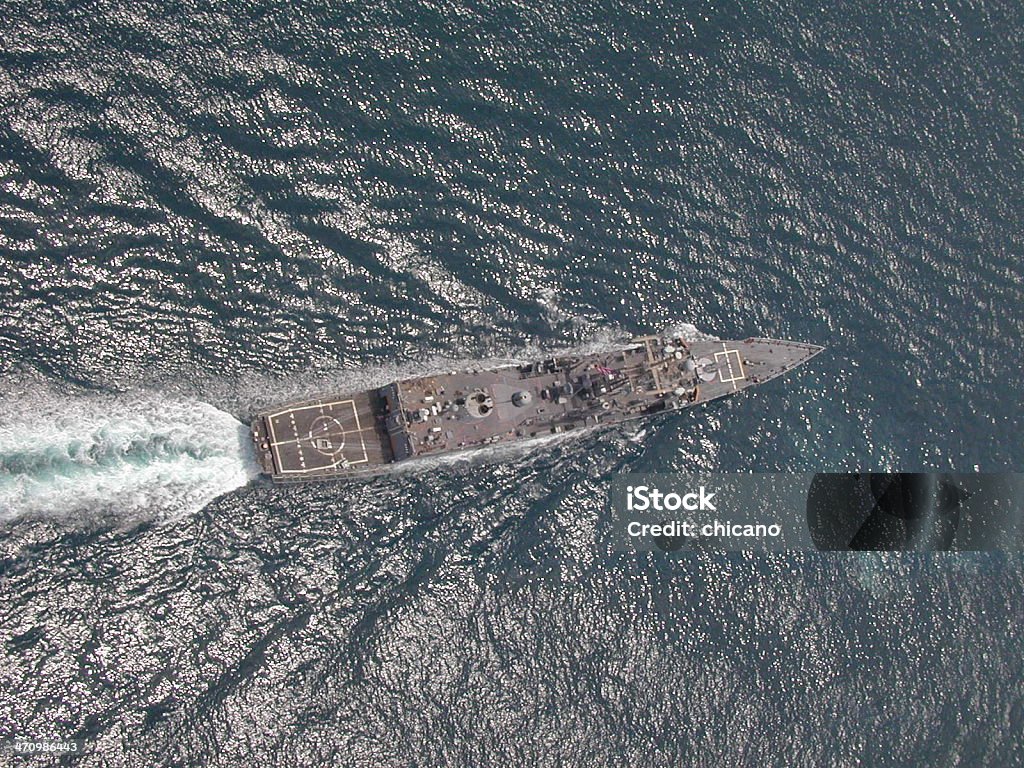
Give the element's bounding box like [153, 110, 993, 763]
[0, 392, 258, 523]
[662, 322, 720, 342]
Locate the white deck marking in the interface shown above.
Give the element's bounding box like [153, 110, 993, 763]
[715, 344, 747, 391]
[267, 399, 370, 474]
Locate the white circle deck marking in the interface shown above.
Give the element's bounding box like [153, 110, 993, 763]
[308, 415, 347, 456]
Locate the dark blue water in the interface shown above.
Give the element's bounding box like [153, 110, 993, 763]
[1, 1, 1022, 764]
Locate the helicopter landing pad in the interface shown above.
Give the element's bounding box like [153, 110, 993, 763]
[266, 397, 375, 475]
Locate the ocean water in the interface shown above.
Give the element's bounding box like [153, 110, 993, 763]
[1, 1, 1022, 765]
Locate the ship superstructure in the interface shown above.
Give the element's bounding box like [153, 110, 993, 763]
[251, 335, 822, 482]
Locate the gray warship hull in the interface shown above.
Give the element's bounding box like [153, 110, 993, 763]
[251, 335, 822, 482]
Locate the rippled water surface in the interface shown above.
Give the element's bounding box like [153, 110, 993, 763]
[1, 1, 1022, 765]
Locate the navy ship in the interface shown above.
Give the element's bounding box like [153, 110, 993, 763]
[252, 334, 822, 482]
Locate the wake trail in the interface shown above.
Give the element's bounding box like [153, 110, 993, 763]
[0, 392, 259, 523]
